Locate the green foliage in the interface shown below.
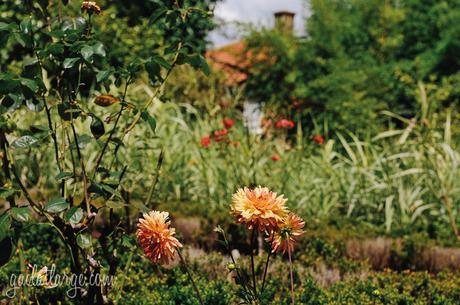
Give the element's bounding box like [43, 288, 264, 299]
[244, 0, 460, 135]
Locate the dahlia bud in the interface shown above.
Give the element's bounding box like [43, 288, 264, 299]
[94, 95, 120, 107]
[227, 263, 236, 271]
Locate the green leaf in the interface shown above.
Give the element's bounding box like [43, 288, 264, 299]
[65, 207, 83, 224]
[0, 22, 17, 32]
[44, 197, 69, 213]
[148, 8, 168, 26]
[152, 55, 172, 69]
[13, 32, 32, 48]
[105, 200, 127, 209]
[47, 29, 65, 38]
[0, 74, 21, 95]
[0, 94, 22, 113]
[185, 55, 210, 75]
[63, 57, 80, 69]
[10, 207, 31, 222]
[92, 42, 106, 57]
[22, 57, 39, 67]
[20, 78, 38, 92]
[0, 188, 18, 199]
[76, 234, 91, 248]
[47, 43, 64, 56]
[145, 61, 161, 83]
[20, 19, 32, 34]
[99, 183, 122, 199]
[96, 70, 111, 82]
[11, 135, 39, 149]
[55, 171, 74, 181]
[0, 214, 11, 240]
[121, 235, 136, 249]
[0, 32, 9, 48]
[141, 111, 156, 133]
[81, 45, 94, 61]
[90, 115, 105, 139]
[69, 134, 92, 149]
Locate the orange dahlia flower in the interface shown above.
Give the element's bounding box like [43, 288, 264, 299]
[231, 186, 288, 232]
[137, 211, 182, 265]
[270, 213, 305, 254]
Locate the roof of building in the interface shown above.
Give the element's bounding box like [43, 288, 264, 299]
[205, 41, 271, 86]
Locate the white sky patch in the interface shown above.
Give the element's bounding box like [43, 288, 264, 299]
[208, 0, 310, 48]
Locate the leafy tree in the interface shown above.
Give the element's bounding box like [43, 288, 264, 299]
[244, 0, 460, 135]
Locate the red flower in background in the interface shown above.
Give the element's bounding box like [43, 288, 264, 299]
[275, 119, 295, 129]
[312, 134, 325, 145]
[213, 128, 229, 142]
[292, 101, 302, 109]
[200, 136, 211, 148]
[271, 154, 281, 161]
[223, 118, 235, 129]
[291, 97, 303, 110]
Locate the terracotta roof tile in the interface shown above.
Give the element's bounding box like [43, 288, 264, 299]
[205, 41, 272, 86]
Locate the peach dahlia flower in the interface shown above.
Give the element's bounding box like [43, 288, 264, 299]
[270, 213, 305, 254]
[231, 186, 288, 232]
[137, 211, 182, 265]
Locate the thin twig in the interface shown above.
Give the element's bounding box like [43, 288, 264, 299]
[145, 148, 164, 208]
[123, 41, 183, 135]
[92, 79, 130, 178]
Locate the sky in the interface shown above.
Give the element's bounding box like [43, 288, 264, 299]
[208, 0, 310, 48]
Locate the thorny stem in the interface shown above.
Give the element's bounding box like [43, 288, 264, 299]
[43, 96, 65, 196]
[288, 250, 295, 305]
[10, 163, 43, 214]
[70, 123, 91, 216]
[178, 250, 205, 305]
[32, 22, 64, 196]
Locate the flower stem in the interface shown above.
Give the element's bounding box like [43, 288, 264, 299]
[288, 249, 295, 305]
[250, 229, 257, 295]
[178, 250, 205, 305]
[261, 232, 274, 292]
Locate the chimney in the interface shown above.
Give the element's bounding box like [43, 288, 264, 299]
[274, 11, 295, 33]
